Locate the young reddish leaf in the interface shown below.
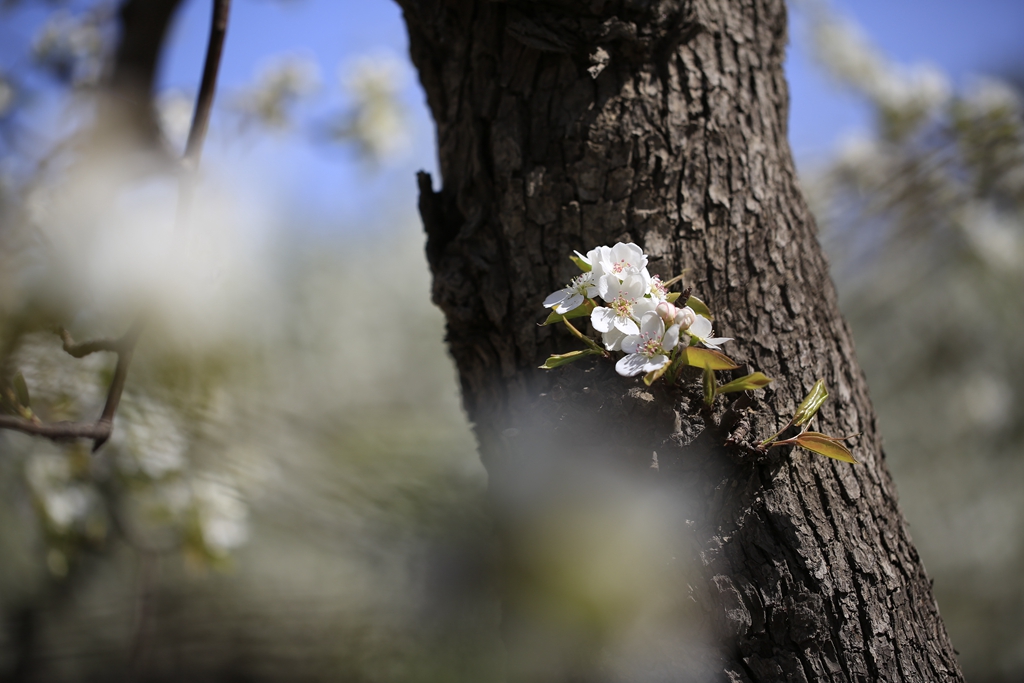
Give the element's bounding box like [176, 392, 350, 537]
[793, 432, 858, 464]
[793, 379, 829, 426]
[681, 347, 740, 371]
[542, 298, 595, 325]
[684, 296, 712, 319]
[702, 364, 716, 406]
[539, 349, 602, 369]
[716, 372, 773, 394]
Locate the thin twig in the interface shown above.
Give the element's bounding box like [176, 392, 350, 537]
[0, 415, 111, 441]
[0, 0, 232, 450]
[56, 327, 122, 358]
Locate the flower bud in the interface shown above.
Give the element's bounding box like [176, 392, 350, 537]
[674, 306, 696, 330]
[655, 301, 677, 323]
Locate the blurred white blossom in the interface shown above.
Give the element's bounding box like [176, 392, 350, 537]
[157, 89, 195, 151]
[232, 54, 320, 131]
[332, 53, 410, 162]
[32, 10, 106, 86]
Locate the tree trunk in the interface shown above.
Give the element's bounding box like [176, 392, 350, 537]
[396, 0, 963, 680]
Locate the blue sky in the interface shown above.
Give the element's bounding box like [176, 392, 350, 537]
[5, 0, 1024, 233]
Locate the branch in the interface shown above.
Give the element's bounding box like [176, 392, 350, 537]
[0, 415, 110, 442]
[0, 0, 232, 451]
[57, 328, 122, 358]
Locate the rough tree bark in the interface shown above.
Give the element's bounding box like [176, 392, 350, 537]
[395, 0, 963, 681]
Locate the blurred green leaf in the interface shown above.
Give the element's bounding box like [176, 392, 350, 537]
[13, 372, 30, 408]
[681, 347, 739, 370]
[685, 296, 712, 319]
[666, 292, 680, 303]
[702, 364, 716, 406]
[539, 349, 602, 369]
[717, 372, 773, 394]
[793, 432, 858, 464]
[793, 379, 828, 426]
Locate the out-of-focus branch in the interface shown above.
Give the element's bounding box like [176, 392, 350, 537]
[0, 0, 232, 451]
[57, 327, 123, 358]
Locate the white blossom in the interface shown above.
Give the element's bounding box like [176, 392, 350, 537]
[647, 273, 669, 301]
[591, 273, 652, 336]
[543, 271, 598, 314]
[590, 242, 648, 283]
[616, 312, 681, 377]
[687, 315, 732, 350]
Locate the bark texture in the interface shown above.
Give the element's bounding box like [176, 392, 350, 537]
[397, 0, 963, 680]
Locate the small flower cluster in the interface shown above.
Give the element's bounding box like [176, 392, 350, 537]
[538, 243, 859, 464]
[542, 242, 731, 378]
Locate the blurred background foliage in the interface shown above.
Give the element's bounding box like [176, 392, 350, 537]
[0, 0, 1021, 681]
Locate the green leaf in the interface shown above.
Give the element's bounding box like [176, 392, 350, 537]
[702, 364, 716, 405]
[666, 292, 681, 303]
[643, 362, 671, 386]
[716, 372, 773, 394]
[539, 349, 602, 369]
[13, 372, 30, 408]
[684, 296, 712, 319]
[793, 379, 829, 426]
[681, 347, 740, 371]
[570, 253, 591, 272]
[793, 432, 858, 464]
[542, 299, 595, 325]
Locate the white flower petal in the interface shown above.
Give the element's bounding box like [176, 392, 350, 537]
[663, 324, 680, 351]
[597, 274, 620, 301]
[689, 315, 713, 339]
[633, 297, 658, 320]
[554, 293, 584, 314]
[602, 328, 626, 351]
[543, 289, 569, 308]
[644, 354, 669, 372]
[621, 334, 643, 354]
[621, 272, 648, 299]
[614, 315, 640, 336]
[591, 307, 617, 333]
[639, 311, 664, 337]
[616, 353, 650, 376]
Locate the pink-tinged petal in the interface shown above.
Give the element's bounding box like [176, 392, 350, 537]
[674, 306, 696, 329]
[616, 353, 649, 376]
[554, 293, 584, 314]
[614, 315, 640, 336]
[591, 307, 617, 332]
[543, 289, 569, 308]
[663, 324, 680, 350]
[621, 334, 643, 354]
[689, 315, 713, 339]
